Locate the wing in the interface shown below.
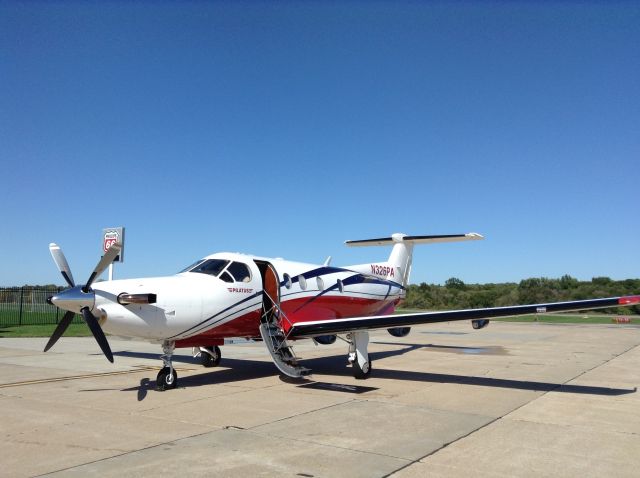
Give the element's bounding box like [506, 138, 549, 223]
[288, 295, 640, 338]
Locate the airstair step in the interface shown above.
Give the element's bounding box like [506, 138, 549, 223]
[259, 323, 311, 378]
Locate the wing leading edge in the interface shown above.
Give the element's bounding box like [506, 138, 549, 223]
[288, 295, 640, 338]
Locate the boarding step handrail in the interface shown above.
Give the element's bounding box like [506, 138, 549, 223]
[260, 290, 295, 340]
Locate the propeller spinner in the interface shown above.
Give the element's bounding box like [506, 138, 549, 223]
[44, 242, 122, 362]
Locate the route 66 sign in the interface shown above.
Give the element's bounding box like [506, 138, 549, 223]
[102, 227, 125, 262]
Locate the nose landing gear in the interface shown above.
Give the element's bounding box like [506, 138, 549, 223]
[156, 340, 177, 391]
[157, 366, 177, 391]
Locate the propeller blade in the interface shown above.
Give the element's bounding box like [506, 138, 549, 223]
[43, 311, 75, 352]
[49, 243, 75, 288]
[85, 242, 122, 290]
[81, 307, 114, 363]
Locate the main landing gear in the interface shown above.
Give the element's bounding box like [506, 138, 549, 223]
[347, 331, 372, 379]
[156, 340, 177, 391]
[198, 345, 221, 368]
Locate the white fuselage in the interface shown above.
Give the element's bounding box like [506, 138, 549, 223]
[92, 252, 404, 346]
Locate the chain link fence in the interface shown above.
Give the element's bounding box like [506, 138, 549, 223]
[0, 287, 83, 326]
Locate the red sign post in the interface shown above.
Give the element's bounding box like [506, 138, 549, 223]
[102, 227, 125, 280]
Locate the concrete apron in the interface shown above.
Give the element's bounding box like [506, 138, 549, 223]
[0, 321, 638, 477]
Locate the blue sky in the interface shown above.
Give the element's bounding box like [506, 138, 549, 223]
[1, 1, 638, 287]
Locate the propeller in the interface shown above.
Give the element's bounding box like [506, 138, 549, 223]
[43, 310, 74, 353]
[85, 243, 122, 292]
[49, 243, 75, 287]
[45, 242, 121, 362]
[81, 307, 113, 362]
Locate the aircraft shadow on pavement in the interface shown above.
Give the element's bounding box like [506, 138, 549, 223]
[114, 343, 635, 399]
[113, 350, 201, 364]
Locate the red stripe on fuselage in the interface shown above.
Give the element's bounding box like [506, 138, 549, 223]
[175, 294, 400, 347]
[279, 295, 400, 332]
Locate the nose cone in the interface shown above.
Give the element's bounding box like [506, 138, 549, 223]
[50, 286, 95, 314]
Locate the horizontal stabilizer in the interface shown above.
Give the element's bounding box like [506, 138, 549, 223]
[345, 233, 483, 247]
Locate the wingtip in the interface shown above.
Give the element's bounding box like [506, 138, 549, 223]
[619, 295, 640, 305]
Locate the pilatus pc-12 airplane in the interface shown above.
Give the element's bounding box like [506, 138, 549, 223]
[45, 233, 639, 390]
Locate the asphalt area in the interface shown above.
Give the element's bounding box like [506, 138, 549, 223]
[1, 321, 639, 477]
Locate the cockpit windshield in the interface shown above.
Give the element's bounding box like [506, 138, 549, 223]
[181, 258, 252, 283]
[179, 259, 206, 273]
[188, 259, 230, 276]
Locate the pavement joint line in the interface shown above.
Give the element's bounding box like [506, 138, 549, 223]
[506, 416, 640, 437]
[239, 424, 415, 462]
[36, 396, 410, 476]
[13, 437, 130, 455]
[365, 395, 496, 421]
[241, 398, 450, 462]
[382, 339, 640, 477]
[36, 424, 413, 477]
[0, 366, 195, 389]
[133, 387, 278, 417]
[35, 427, 221, 477]
[246, 396, 357, 430]
[133, 387, 354, 429]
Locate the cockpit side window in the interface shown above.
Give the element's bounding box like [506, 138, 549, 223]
[227, 262, 252, 283]
[219, 271, 234, 283]
[188, 259, 230, 276]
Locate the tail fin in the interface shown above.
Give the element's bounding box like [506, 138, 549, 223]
[346, 233, 483, 287]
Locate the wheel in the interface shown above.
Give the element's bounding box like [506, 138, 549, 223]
[156, 366, 178, 391]
[200, 345, 221, 367]
[314, 334, 337, 345]
[352, 358, 372, 380]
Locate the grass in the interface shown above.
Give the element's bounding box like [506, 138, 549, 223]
[493, 314, 636, 324]
[0, 324, 91, 338]
[0, 311, 61, 322]
[1, 311, 636, 338]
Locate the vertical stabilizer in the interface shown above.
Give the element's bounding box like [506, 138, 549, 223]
[387, 234, 413, 287]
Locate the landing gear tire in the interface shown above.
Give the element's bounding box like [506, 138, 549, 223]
[156, 366, 178, 391]
[353, 359, 372, 380]
[200, 346, 221, 368]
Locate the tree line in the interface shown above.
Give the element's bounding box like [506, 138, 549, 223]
[403, 276, 640, 315]
[3, 279, 639, 315]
